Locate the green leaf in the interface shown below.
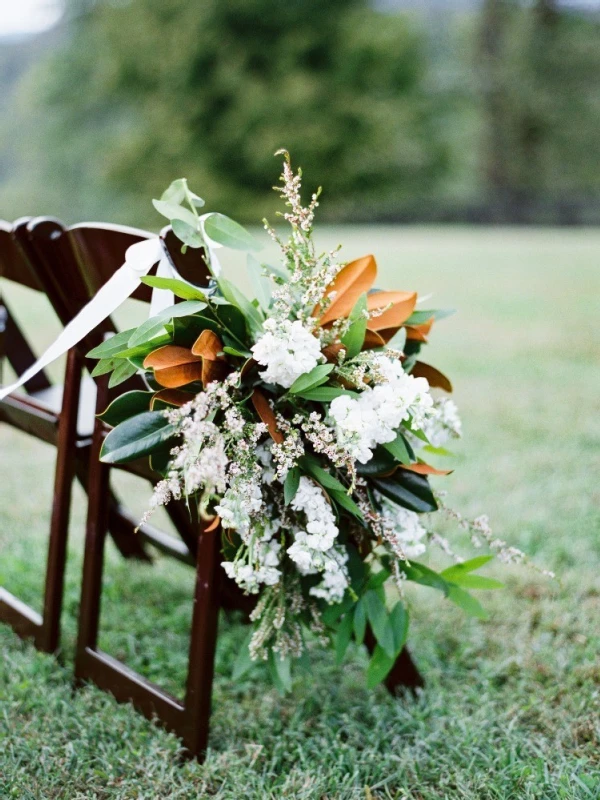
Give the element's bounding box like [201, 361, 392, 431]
[171, 219, 204, 249]
[371, 470, 437, 513]
[447, 585, 489, 619]
[328, 488, 364, 522]
[299, 457, 346, 493]
[222, 346, 251, 359]
[382, 432, 413, 465]
[386, 327, 407, 352]
[366, 645, 395, 689]
[91, 357, 120, 377]
[247, 254, 272, 311]
[100, 411, 176, 464]
[365, 568, 391, 592]
[388, 602, 409, 655]
[364, 591, 395, 659]
[422, 444, 455, 458]
[107, 360, 137, 388]
[152, 199, 199, 229]
[321, 593, 354, 626]
[353, 599, 366, 645]
[406, 308, 455, 325]
[403, 562, 450, 595]
[204, 212, 260, 251]
[441, 555, 494, 575]
[335, 613, 354, 665]
[160, 178, 187, 205]
[295, 387, 359, 402]
[98, 391, 153, 427]
[217, 276, 263, 336]
[232, 630, 255, 681]
[341, 293, 368, 358]
[289, 363, 334, 394]
[284, 467, 301, 506]
[140, 276, 207, 301]
[447, 574, 504, 590]
[108, 333, 172, 361]
[128, 300, 207, 348]
[356, 445, 397, 477]
[268, 650, 292, 695]
[87, 329, 137, 359]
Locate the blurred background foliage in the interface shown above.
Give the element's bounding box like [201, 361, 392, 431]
[0, 0, 599, 226]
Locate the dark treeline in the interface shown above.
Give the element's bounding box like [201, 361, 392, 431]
[1, 0, 599, 225]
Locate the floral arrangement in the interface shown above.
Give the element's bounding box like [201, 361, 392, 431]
[89, 153, 526, 689]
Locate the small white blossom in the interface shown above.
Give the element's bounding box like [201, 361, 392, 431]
[251, 318, 323, 389]
[378, 495, 428, 559]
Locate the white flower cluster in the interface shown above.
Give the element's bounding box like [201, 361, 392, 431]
[328, 356, 434, 464]
[421, 398, 462, 448]
[222, 532, 282, 594]
[215, 477, 263, 540]
[378, 495, 428, 559]
[251, 318, 323, 389]
[287, 477, 349, 603]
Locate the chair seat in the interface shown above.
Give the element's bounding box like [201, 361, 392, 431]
[0, 375, 97, 441]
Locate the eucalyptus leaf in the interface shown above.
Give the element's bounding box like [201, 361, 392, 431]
[171, 219, 204, 249]
[152, 199, 199, 229]
[289, 363, 334, 394]
[204, 212, 260, 251]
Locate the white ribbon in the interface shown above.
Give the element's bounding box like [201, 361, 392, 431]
[1, 238, 164, 401]
[0, 220, 224, 402]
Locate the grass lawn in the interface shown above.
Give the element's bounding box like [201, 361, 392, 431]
[1, 226, 599, 799]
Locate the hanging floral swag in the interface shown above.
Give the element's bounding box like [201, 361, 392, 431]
[89, 152, 535, 691]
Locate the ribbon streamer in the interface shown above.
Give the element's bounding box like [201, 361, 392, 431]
[0, 237, 165, 400]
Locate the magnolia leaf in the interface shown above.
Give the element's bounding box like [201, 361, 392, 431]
[406, 308, 455, 325]
[191, 329, 223, 361]
[317, 255, 377, 325]
[108, 360, 137, 388]
[366, 290, 417, 333]
[361, 329, 386, 350]
[251, 389, 283, 444]
[411, 361, 453, 393]
[87, 328, 137, 359]
[98, 391, 153, 427]
[128, 301, 207, 348]
[289, 363, 334, 394]
[204, 213, 260, 251]
[385, 327, 407, 352]
[144, 345, 202, 370]
[371, 469, 438, 513]
[140, 276, 207, 301]
[405, 320, 433, 342]
[100, 411, 176, 464]
[151, 389, 193, 409]
[400, 462, 452, 477]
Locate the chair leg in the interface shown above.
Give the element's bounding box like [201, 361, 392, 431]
[37, 348, 84, 653]
[180, 525, 222, 759]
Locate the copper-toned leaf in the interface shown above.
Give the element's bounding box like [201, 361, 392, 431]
[202, 358, 229, 386]
[316, 255, 377, 325]
[377, 327, 403, 344]
[191, 329, 223, 361]
[154, 362, 204, 388]
[400, 463, 452, 476]
[322, 342, 346, 363]
[151, 389, 193, 408]
[241, 358, 258, 379]
[251, 388, 284, 444]
[411, 362, 453, 393]
[203, 515, 220, 533]
[361, 329, 386, 350]
[143, 345, 201, 370]
[405, 319, 433, 342]
[367, 291, 417, 332]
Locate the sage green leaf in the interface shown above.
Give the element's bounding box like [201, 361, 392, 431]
[109, 333, 172, 361]
[366, 644, 395, 689]
[152, 199, 198, 229]
[160, 179, 187, 205]
[405, 308, 455, 325]
[217, 276, 264, 335]
[140, 275, 207, 301]
[335, 613, 354, 665]
[87, 328, 137, 359]
[128, 300, 207, 348]
[284, 467, 301, 505]
[204, 212, 260, 251]
[91, 357, 120, 377]
[441, 555, 494, 576]
[108, 360, 137, 388]
[98, 390, 153, 427]
[289, 364, 334, 394]
[447, 585, 489, 619]
[247, 254, 272, 311]
[100, 411, 177, 464]
[171, 218, 204, 249]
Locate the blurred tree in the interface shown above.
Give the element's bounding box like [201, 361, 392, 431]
[30, 0, 448, 224]
[478, 0, 600, 222]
